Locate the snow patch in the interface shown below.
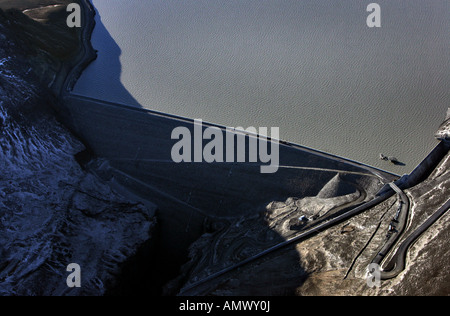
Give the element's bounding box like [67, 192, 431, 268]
[0, 57, 8, 67]
[0, 102, 7, 123]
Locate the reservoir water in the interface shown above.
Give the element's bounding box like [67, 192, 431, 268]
[73, 0, 449, 174]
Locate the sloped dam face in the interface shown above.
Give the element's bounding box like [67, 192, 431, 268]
[62, 95, 397, 293]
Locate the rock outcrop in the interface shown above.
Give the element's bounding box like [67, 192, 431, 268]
[0, 3, 157, 296]
[435, 108, 450, 142]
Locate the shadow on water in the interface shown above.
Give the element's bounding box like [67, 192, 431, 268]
[74, 8, 141, 107]
[77, 10, 189, 296]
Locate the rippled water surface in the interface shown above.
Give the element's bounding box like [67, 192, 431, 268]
[74, 0, 450, 173]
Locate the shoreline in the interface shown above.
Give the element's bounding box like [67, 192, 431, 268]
[52, 0, 97, 97]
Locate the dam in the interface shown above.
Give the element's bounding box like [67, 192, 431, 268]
[57, 0, 397, 247]
[60, 92, 397, 259]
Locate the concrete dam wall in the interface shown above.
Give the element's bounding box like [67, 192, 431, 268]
[60, 94, 397, 254]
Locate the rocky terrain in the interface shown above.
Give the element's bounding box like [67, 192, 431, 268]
[177, 140, 449, 296]
[435, 109, 450, 142]
[0, 2, 157, 295]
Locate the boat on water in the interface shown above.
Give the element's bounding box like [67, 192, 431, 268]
[380, 153, 400, 164]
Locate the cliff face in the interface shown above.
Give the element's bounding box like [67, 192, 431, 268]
[0, 5, 157, 295]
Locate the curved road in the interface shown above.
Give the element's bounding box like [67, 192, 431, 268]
[371, 183, 410, 279]
[376, 198, 450, 280]
[181, 182, 448, 293]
